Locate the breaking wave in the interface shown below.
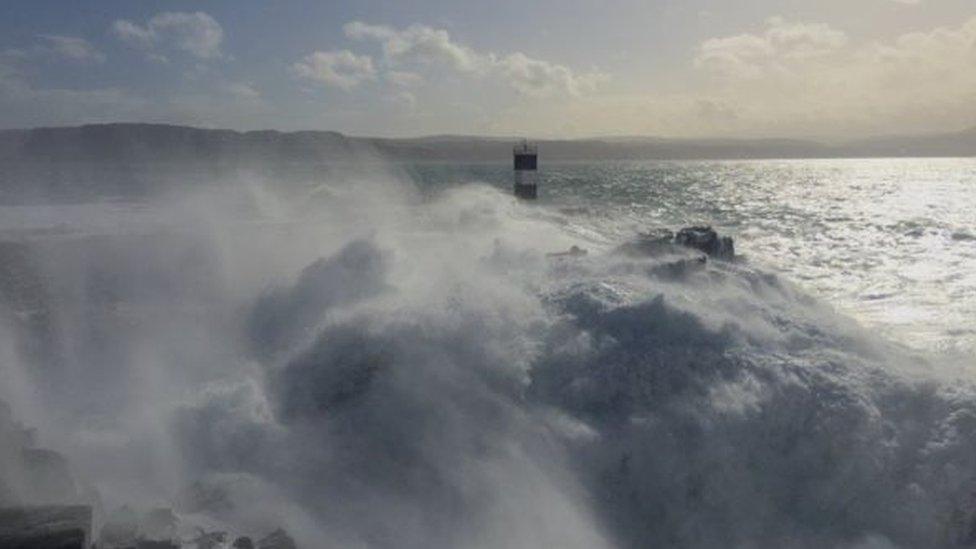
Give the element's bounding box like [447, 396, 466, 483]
[1, 167, 975, 548]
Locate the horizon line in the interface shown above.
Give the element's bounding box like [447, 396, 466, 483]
[4, 121, 975, 146]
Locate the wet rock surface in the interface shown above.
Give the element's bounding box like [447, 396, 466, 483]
[615, 226, 735, 261]
[674, 226, 735, 260]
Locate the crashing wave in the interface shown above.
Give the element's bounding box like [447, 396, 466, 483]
[1, 181, 975, 548]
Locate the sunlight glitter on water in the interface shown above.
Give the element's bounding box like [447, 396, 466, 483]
[419, 157, 976, 356]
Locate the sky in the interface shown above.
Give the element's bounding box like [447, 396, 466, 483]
[1, 0, 975, 139]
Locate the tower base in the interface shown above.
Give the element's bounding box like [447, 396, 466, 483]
[514, 183, 537, 200]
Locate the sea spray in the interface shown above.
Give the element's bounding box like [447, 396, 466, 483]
[0, 167, 975, 548]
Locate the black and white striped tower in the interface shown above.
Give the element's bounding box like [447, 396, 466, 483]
[513, 140, 538, 199]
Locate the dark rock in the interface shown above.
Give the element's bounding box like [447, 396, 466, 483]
[614, 226, 735, 261]
[258, 528, 297, 549]
[674, 226, 734, 260]
[233, 536, 255, 549]
[0, 505, 92, 549]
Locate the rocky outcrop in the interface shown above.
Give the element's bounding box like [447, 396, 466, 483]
[615, 226, 735, 261]
[674, 226, 735, 260]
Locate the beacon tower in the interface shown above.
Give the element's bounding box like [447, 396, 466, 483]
[513, 140, 538, 199]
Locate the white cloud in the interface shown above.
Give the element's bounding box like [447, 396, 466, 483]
[39, 35, 106, 63]
[0, 44, 146, 127]
[112, 11, 224, 60]
[342, 21, 604, 97]
[291, 50, 377, 90]
[150, 12, 223, 59]
[695, 17, 848, 78]
[345, 22, 483, 73]
[222, 82, 261, 100]
[486, 14, 976, 139]
[385, 70, 424, 88]
[1, 36, 106, 66]
[111, 20, 154, 48]
[681, 15, 976, 136]
[496, 52, 604, 97]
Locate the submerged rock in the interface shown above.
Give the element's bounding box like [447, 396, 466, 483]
[233, 536, 255, 549]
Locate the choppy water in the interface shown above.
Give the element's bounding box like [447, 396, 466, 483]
[0, 157, 975, 548]
[413, 158, 976, 356]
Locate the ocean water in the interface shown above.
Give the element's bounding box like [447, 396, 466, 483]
[411, 158, 976, 357]
[0, 158, 975, 548]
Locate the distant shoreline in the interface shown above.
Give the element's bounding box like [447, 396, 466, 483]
[2, 123, 976, 163]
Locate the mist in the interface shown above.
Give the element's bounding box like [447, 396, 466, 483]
[1, 147, 976, 549]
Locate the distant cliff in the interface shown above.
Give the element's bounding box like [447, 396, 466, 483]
[1, 123, 975, 202]
[0, 124, 833, 168]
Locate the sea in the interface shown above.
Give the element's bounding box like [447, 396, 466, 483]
[411, 158, 976, 358]
[0, 157, 975, 548]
